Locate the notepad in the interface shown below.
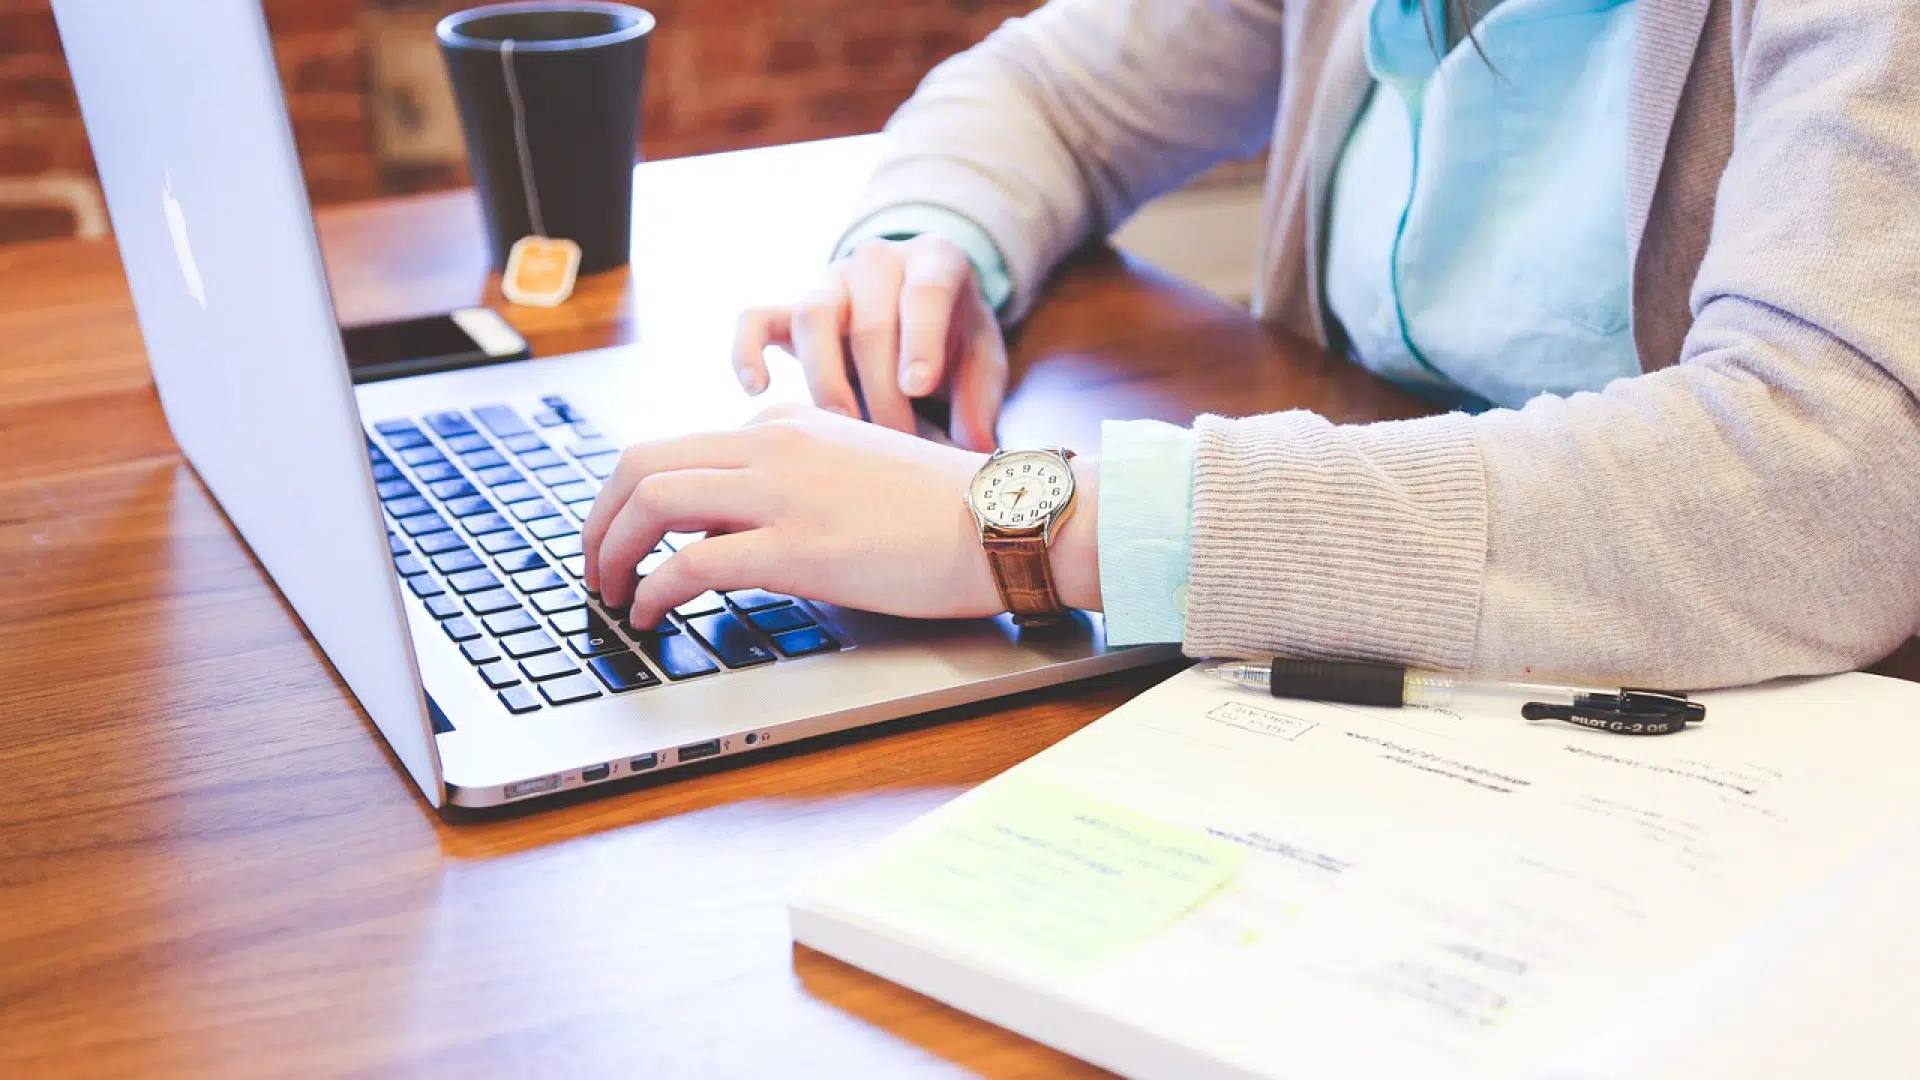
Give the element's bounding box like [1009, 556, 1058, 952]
[792, 667, 1920, 1080]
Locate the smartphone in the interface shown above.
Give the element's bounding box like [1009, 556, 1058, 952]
[340, 308, 531, 384]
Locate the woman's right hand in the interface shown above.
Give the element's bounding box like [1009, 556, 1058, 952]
[730, 234, 1008, 452]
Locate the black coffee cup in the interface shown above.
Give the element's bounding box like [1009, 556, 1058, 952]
[438, 2, 654, 276]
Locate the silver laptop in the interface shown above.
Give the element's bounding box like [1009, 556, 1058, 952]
[53, 0, 1171, 809]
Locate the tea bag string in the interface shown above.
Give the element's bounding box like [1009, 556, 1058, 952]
[499, 39, 546, 238]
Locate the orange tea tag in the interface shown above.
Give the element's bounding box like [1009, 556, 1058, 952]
[502, 235, 581, 307]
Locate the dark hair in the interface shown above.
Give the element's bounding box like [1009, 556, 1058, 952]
[1425, 0, 1494, 67]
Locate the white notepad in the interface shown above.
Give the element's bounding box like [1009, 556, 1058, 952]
[791, 666, 1920, 1080]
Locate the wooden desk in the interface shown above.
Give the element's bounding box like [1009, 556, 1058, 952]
[2, 137, 1913, 1079]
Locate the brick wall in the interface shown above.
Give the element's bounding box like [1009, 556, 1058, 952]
[0, 0, 1040, 244]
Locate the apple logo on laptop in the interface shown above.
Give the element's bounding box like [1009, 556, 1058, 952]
[162, 170, 207, 310]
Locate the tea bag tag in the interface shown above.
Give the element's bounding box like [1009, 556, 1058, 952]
[502, 234, 581, 307]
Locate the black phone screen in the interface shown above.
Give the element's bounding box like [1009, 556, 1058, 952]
[340, 309, 530, 384]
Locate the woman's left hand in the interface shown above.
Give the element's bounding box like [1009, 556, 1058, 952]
[582, 406, 1099, 629]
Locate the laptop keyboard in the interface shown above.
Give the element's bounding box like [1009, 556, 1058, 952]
[368, 394, 843, 715]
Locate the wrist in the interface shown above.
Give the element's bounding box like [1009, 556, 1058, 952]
[1051, 456, 1101, 612]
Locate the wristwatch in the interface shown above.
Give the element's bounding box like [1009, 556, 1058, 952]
[965, 447, 1078, 626]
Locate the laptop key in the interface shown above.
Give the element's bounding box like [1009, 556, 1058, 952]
[624, 615, 680, 638]
[465, 588, 520, 616]
[480, 530, 530, 555]
[442, 617, 481, 643]
[548, 608, 590, 635]
[376, 479, 416, 501]
[473, 404, 532, 438]
[642, 634, 720, 680]
[407, 575, 446, 599]
[532, 588, 584, 615]
[432, 549, 484, 575]
[446, 495, 496, 518]
[565, 435, 617, 459]
[462, 513, 512, 536]
[462, 638, 503, 665]
[493, 549, 548, 574]
[497, 685, 541, 714]
[550, 480, 597, 504]
[725, 588, 795, 613]
[501, 432, 547, 454]
[532, 463, 580, 487]
[384, 428, 429, 451]
[393, 553, 428, 577]
[448, 568, 502, 594]
[384, 495, 432, 518]
[398, 513, 449, 537]
[533, 409, 567, 428]
[400, 446, 445, 467]
[429, 478, 477, 500]
[501, 629, 560, 659]
[771, 626, 839, 658]
[513, 568, 567, 593]
[425, 411, 475, 437]
[477, 464, 525, 487]
[528, 515, 576, 540]
[371, 461, 401, 484]
[416, 530, 468, 555]
[562, 555, 586, 579]
[539, 673, 602, 705]
[424, 594, 463, 620]
[461, 448, 507, 471]
[477, 661, 520, 689]
[589, 651, 660, 693]
[544, 534, 584, 558]
[444, 432, 491, 455]
[520, 652, 581, 682]
[748, 604, 814, 635]
[508, 498, 558, 523]
[517, 448, 564, 471]
[493, 481, 539, 504]
[483, 609, 539, 636]
[387, 532, 410, 556]
[566, 624, 625, 658]
[374, 418, 419, 436]
[579, 452, 619, 479]
[685, 612, 776, 668]
[675, 591, 726, 618]
[414, 461, 461, 484]
[636, 550, 672, 577]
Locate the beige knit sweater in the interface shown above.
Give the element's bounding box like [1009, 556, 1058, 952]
[847, 0, 1920, 688]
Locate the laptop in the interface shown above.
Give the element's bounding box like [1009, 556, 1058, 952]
[52, 0, 1174, 809]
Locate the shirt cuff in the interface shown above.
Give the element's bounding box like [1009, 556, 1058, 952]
[1096, 419, 1198, 646]
[834, 204, 1015, 316]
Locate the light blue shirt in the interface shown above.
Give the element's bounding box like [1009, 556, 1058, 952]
[841, 0, 1638, 645]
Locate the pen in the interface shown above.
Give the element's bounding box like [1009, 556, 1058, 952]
[1206, 659, 1705, 736]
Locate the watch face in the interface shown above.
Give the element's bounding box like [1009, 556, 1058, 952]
[970, 450, 1073, 530]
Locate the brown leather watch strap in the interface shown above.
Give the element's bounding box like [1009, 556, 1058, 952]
[982, 531, 1067, 626]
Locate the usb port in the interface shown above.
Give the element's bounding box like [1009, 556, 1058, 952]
[581, 763, 611, 783]
[630, 753, 658, 772]
[677, 739, 721, 763]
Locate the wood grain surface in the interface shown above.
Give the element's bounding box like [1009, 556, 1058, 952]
[1, 137, 1911, 1080]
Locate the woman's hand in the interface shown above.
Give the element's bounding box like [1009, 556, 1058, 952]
[581, 406, 1099, 630]
[731, 235, 1009, 452]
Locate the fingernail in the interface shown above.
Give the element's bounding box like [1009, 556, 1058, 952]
[900, 359, 932, 396]
[746, 372, 767, 394]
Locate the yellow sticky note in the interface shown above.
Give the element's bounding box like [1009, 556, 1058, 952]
[842, 773, 1244, 979]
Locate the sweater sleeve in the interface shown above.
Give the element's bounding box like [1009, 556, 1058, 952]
[838, 0, 1288, 323]
[1184, 0, 1920, 688]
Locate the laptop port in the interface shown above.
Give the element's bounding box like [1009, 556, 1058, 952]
[630, 753, 658, 772]
[503, 774, 560, 799]
[581, 763, 611, 783]
[677, 738, 721, 763]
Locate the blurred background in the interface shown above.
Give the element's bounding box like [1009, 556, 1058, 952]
[0, 0, 1264, 299]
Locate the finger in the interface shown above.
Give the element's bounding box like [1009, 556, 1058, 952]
[897, 239, 972, 398]
[582, 433, 759, 593]
[844, 245, 916, 433]
[594, 469, 764, 610]
[949, 292, 1008, 452]
[731, 307, 792, 395]
[626, 531, 775, 630]
[790, 275, 858, 418]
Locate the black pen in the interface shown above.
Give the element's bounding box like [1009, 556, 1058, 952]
[1206, 658, 1704, 736]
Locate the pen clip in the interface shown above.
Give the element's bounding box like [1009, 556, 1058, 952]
[1521, 688, 1705, 736]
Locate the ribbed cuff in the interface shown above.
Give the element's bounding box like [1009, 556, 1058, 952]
[833, 204, 1015, 315]
[1097, 419, 1198, 646]
[1183, 410, 1489, 669]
